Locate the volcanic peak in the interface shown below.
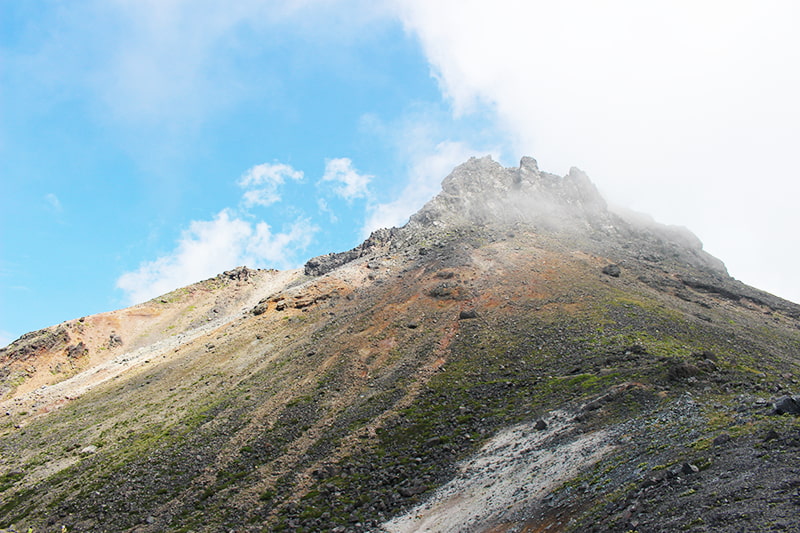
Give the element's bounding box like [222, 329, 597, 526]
[306, 155, 723, 281]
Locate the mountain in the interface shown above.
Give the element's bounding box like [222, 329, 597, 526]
[1, 156, 799, 533]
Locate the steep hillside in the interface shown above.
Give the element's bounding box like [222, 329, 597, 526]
[1, 156, 798, 533]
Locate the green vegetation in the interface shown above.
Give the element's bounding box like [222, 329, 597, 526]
[0, 470, 25, 492]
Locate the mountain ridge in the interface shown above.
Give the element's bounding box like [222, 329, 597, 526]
[305, 155, 726, 277]
[0, 156, 798, 532]
[305, 155, 796, 323]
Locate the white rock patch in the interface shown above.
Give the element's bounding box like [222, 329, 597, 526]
[380, 410, 615, 533]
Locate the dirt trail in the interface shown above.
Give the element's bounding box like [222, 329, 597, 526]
[380, 411, 616, 533]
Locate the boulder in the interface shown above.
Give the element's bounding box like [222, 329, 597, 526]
[221, 266, 254, 281]
[681, 463, 699, 475]
[66, 341, 88, 359]
[602, 264, 621, 277]
[667, 362, 702, 381]
[712, 433, 731, 446]
[773, 395, 800, 415]
[108, 333, 123, 348]
[459, 309, 478, 320]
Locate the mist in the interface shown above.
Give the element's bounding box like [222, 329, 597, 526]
[397, 0, 800, 303]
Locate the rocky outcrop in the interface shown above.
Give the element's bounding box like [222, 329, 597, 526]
[108, 333, 123, 348]
[408, 155, 607, 230]
[66, 341, 88, 359]
[773, 395, 800, 415]
[219, 266, 257, 282]
[304, 156, 613, 277]
[0, 327, 71, 362]
[305, 228, 397, 276]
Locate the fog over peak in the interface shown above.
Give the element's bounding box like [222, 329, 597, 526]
[397, 0, 800, 304]
[306, 154, 734, 283]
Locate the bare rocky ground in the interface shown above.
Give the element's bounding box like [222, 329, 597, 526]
[0, 266, 300, 418]
[382, 411, 616, 533]
[0, 156, 798, 532]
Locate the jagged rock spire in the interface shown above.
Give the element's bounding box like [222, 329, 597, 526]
[409, 155, 608, 229]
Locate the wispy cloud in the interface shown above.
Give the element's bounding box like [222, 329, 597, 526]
[116, 209, 317, 304]
[319, 158, 373, 201]
[56, 1, 393, 127]
[317, 198, 338, 223]
[239, 162, 304, 208]
[91, 1, 274, 124]
[44, 193, 62, 213]
[117, 160, 317, 304]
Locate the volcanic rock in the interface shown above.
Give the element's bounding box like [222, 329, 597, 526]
[773, 395, 800, 415]
[602, 264, 622, 277]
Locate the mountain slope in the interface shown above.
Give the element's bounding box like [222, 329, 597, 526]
[1, 156, 798, 532]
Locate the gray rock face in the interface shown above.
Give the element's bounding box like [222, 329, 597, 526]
[304, 156, 617, 277]
[304, 228, 397, 276]
[409, 155, 607, 229]
[603, 264, 622, 277]
[108, 333, 123, 348]
[66, 341, 88, 359]
[773, 395, 800, 415]
[0, 327, 71, 362]
[303, 155, 735, 288]
[221, 266, 255, 281]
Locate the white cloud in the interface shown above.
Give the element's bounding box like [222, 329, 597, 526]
[116, 158, 325, 304]
[249, 218, 317, 264]
[238, 162, 304, 208]
[241, 189, 281, 208]
[320, 158, 373, 201]
[317, 198, 338, 223]
[44, 193, 62, 213]
[116, 209, 317, 304]
[239, 162, 304, 187]
[397, 0, 800, 303]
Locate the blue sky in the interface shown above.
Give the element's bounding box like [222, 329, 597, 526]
[2, 1, 799, 346]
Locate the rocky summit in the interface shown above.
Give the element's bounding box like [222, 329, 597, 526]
[1, 156, 799, 533]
